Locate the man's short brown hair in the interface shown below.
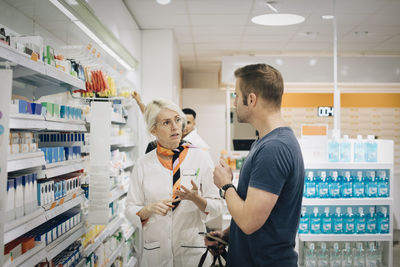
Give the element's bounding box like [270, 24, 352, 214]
[234, 64, 284, 109]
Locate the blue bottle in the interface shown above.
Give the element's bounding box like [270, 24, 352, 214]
[344, 207, 355, 234]
[366, 207, 377, 234]
[310, 207, 321, 234]
[365, 135, 377, 162]
[305, 171, 317, 198]
[340, 135, 351, 162]
[377, 170, 389, 198]
[377, 207, 389, 234]
[333, 207, 344, 234]
[329, 171, 340, 198]
[353, 171, 365, 198]
[356, 207, 366, 234]
[354, 135, 365, 162]
[321, 207, 332, 234]
[365, 171, 378, 198]
[328, 135, 340, 162]
[299, 207, 310, 234]
[341, 171, 353, 198]
[317, 171, 329, 198]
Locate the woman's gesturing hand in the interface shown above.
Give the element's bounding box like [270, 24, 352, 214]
[175, 180, 198, 202]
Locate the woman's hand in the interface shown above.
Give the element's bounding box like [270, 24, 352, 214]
[139, 199, 176, 220]
[175, 180, 198, 201]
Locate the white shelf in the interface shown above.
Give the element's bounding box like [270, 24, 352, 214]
[45, 194, 84, 220]
[305, 162, 392, 170]
[302, 198, 393, 206]
[76, 258, 86, 267]
[39, 160, 85, 179]
[110, 136, 135, 147]
[9, 113, 87, 131]
[125, 256, 137, 267]
[110, 185, 128, 203]
[122, 160, 134, 169]
[46, 223, 85, 260]
[111, 112, 126, 124]
[105, 242, 123, 267]
[4, 209, 46, 244]
[299, 234, 393, 242]
[122, 225, 135, 240]
[84, 216, 124, 256]
[0, 41, 85, 99]
[4, 242, 46, 267]
[7, 151, 46, 172]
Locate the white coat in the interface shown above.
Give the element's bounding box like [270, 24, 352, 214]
[183, 129, 209, 150]
[125, 147, 224, 267]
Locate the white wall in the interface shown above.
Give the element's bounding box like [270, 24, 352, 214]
[142, 29, 181, 105]
[183, 71, 219, 89]
[182, 89, 226, 164]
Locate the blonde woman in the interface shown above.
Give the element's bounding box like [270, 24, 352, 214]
[125, 99, 223, 267]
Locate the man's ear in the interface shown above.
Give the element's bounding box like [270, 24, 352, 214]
[248, 92, 257, 107]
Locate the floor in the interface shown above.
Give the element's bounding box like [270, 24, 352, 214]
[394, 242, 400, 267]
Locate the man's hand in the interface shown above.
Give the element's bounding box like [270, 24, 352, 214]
[204, 231, 228, 256]
[213, 160, 233, 189]
[175, 180, 198, 201]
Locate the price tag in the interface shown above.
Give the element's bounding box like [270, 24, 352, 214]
[50, 202, 57, 210]
[59, 198, 65, 205]
[72, 193, 77, 199]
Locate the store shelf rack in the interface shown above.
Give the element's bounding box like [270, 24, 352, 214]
[84, 216, 124, 257]
[0, 41, 85, 100]
[7, 151, 46, 172]
[105, 242, 123, 267]
[10, 113, 87, 131]
[111, 112, 126, 124]
[38, 160, 85, 179]
[46, 223, 85, 260]
[302, 198, 393, 206]
[299, 234, 393, 242]
[4, 241, 46, 267]
[125, 255, 138, 267]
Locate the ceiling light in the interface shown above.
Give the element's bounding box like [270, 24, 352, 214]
[322, 15, 334, 20]
[266, 1, 278, 13]
[275, 59, 283, 65]
[251, 14, 305, 26]
[156, 0, 171, 5]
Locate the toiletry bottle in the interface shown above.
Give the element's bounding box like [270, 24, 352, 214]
[330, 242, 341, 267]
[317, 171, 329, 198]
[333, 207, 344, 234]
[310, 207, 321, 234]
[365, 135, 377, 162]
[305, 171, 317, 198]
[341, 171, 353, 198]
[377, 170, 389, 198]
[299, 207, 310, 234]
[305, 243, 317, 267]
[329, 171, 340, 198]
[328, 134, 340, 162]
[353, 171, 365, 198]
[356, 207, 366, 234]
[365, 242, 378, 267]
[377, 207, 389, 234]
[340, 135, 351, 162]
[354, 135, 365, 162]
[321, 207, 332, 234]
[353, 242, 366, 267]
[365, 171, 378, 198]
[366, 207, 377, 234]
[317, 242, 329, 267]
[344, 207, 355, 234]
[341, 242, 353, 267]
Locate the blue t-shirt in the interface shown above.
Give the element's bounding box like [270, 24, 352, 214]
[227, 127, 304, 267]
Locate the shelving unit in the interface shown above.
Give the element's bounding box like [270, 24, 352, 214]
[10, 113, 87, 131]
[7, 151, 46, 172]
[105, 242, 123, 267]
[299, 139, 394, 267]
[38, 160, 85, 179]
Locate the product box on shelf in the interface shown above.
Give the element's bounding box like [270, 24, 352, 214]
[10, 35, 44, 60]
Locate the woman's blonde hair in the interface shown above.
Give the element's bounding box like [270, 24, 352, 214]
[144, 99, 187, 132]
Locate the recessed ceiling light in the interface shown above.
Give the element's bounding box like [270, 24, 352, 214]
[156, 0, 171, 5]
[322, 15, 334, 20]
[251, 14, 305, 26]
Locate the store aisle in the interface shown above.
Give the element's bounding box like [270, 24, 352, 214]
[394, 242, 400, 267]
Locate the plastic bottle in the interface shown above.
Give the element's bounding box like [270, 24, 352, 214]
[333, 207, 344, 234]
[299, 207, 310, 234]
[354, 135, 365, 162]
[328, 171, 340, 198]
[353, 171, 365, 198]
[328, 134, 340, 162]
[341, 242, 353, 267]
[366, 207, 377, 234]
[317, 242, 329, 267]
[365, 171, 378, 198]
[340, 135, 351, 162]
[317, 171, 329, 198]
[321, 207, 332, 234]
[330, 242, 341, 267]
[305, 171, 317, 198]
[365, 135, 377, 162]
[377, 170, 389, 198]
[356, 207, 366, 234]
[377, 207, 389, 234]
[305, 243, 317, 267]
[353, 242, 366, 267]
[365, 242, 378, 267]
[344, 207, 355, 234]
[341, 171, 353, 198]
[310, 207, 321, 234]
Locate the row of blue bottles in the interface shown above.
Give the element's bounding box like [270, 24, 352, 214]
[328, 134, 378, 162]
[299, 206, 389, 234]
[304, 170, 389, 198]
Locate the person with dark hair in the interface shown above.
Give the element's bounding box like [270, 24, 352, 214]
[182, 108, 210, 150]
[206, 64, 304, 266]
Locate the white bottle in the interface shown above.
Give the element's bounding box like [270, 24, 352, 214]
[366, 242, 378, 267]
[6, 179, 15, 221]
[340, 135, 351, 162]
[354, 135, 365, 162]
[23, 175, 30, 215]
[14, 176, 24, 218]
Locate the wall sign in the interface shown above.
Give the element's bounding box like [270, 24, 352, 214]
[318, 106, 334, 117]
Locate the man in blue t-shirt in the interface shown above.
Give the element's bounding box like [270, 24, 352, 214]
[208, 64, 304, 266]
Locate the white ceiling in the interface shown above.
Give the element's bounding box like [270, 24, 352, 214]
[123, 0, 400, 72]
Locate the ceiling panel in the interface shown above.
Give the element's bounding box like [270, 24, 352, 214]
[188, 0, 252, 14]
[190, 14, 248, 26]
[136, 14, 189, 28]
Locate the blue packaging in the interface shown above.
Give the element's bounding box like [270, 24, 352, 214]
[366, 207, 377, 233]
[317, 171, 329, 198]
[328, 171, 340, 198]
[356, 207, 366, 234]
[35, 103, 42, 115]
[321, 207, 332, 234]
[299, 207, 309, 234]
[18, 100, 28, 113]
[60, 105, 66, 118]
[310, 207, 321, 234]
[341, 171, 353, 198]
[344, 207, 355, 234]
[333, 207, 344, 234]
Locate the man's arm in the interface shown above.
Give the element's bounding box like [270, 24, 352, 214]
[214, 160, 278, 235]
